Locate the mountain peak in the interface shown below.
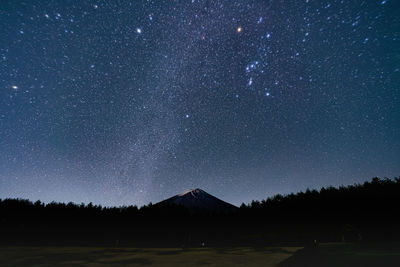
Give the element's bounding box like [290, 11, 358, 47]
[157, 188, 238, 213]
[178, 188, 205, 196]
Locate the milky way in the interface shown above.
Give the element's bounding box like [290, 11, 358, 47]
[0, 0, 399, 206]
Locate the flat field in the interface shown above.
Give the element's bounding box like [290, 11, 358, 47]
[0, 246, 298, 266]
[0, 243, 399, 266]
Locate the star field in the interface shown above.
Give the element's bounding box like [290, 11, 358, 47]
[0, 0, 399, 206]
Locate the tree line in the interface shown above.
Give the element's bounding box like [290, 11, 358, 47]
[1, 177, 399, 246]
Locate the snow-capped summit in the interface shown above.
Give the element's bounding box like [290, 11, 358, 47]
[178, 188, 206, 197]
[157, 188, 238, 213]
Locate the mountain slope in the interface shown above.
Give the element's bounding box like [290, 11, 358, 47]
[156, 188, 238, 213]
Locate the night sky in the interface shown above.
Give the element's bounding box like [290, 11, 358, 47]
[1, 0, 399, 207]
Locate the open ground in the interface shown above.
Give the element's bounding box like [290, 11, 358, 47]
[1, 243, 399, 266]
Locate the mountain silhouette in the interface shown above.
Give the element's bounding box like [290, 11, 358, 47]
[156, 188, 238, 213]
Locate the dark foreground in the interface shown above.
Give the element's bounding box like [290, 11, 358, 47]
[280, 242, 400, 267]
[0, 243, 399, 266]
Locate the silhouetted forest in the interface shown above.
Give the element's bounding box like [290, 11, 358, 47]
[1, 177, 399, 247]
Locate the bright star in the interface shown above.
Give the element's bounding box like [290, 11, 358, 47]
[237, 26, 242, 33]
[248, 77, 253, 86]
